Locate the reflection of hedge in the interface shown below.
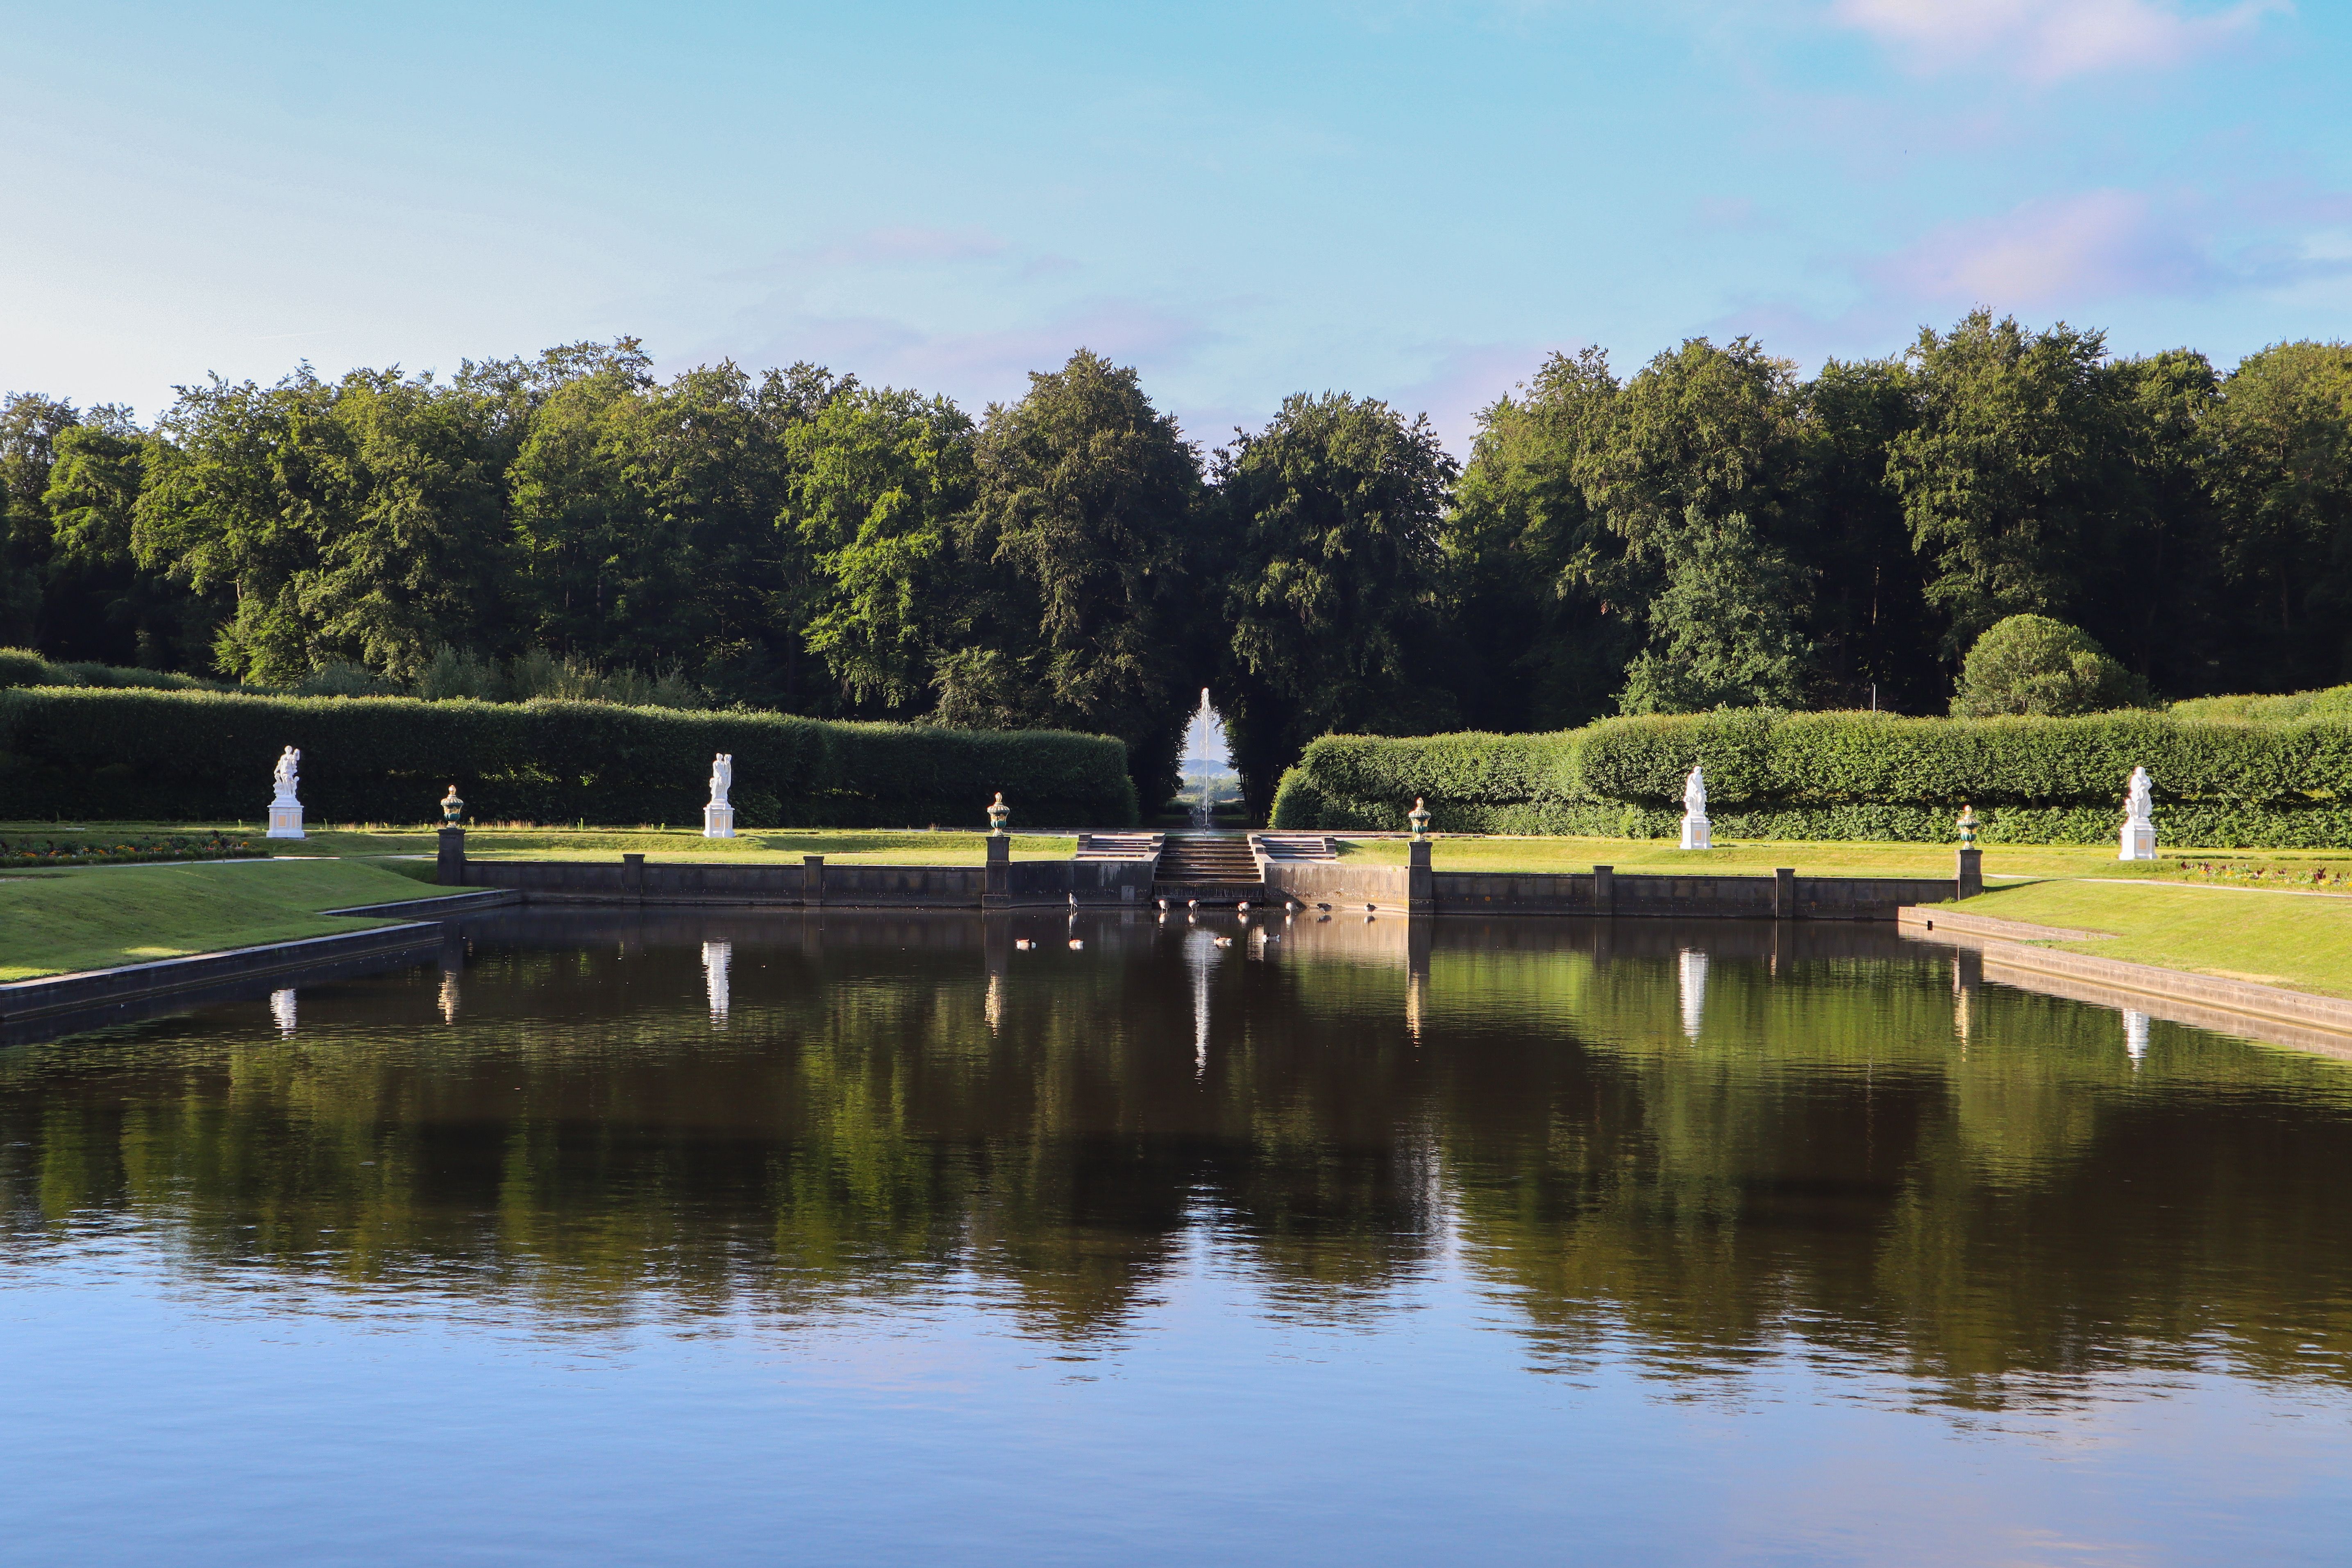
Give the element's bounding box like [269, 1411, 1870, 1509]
[1270, 711, 2352, 846]
[0, 689, 1137, 828]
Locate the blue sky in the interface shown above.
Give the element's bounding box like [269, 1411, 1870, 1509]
[4, 1, 2347, 453]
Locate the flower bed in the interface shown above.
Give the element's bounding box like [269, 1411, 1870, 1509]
[1, 831, 266, 869]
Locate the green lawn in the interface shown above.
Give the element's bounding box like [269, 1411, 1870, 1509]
[1, 858, 443, 982]
[1330, 833, 2350, 882]
[1950, 878, 2352, 1000]
[0, 823, 1078, 865]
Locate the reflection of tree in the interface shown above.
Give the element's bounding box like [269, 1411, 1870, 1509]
[4, 912, 2351, 1405]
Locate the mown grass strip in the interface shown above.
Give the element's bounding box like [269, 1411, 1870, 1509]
[1, 858, 436, 982]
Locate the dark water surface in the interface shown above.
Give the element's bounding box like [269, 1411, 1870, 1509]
[4, 910, 2350, 1566]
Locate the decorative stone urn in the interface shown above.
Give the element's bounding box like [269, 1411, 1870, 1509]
[266, 746, 305, 840]
[987, 792, 1010, 835]
[1407, 797, 1431, 840]
[440, 786, 465, 827]
[1955, 803, 1978, 848]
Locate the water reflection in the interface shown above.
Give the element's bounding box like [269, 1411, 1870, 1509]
[5, 910, 2352, 1411]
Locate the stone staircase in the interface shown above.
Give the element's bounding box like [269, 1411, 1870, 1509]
[1153, 833, 1266, 903]
[1251, 833, 1337, 862]
[1074, 833, 1164, 860]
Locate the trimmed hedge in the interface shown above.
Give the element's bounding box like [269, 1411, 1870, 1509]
[0, 688, 1137, 828]
[0, 647, 220, 693]
[1270, 710, 2352, 847]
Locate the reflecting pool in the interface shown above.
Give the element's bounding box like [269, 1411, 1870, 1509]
[4, 911, 2350, 1565]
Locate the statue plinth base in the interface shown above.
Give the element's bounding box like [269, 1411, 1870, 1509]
[704, 804, 735, 840]
[1679, 814, 1711, 851]
[267, 803, 304, 840]
[2119, 821, 2156, 862]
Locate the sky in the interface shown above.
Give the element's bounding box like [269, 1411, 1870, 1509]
[4, 0, 2348, 454]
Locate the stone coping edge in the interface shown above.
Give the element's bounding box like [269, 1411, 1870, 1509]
[1896, 905, 2352, 1039]
[320, 889, 522, 919]
[1898, 907, 2113, 944]
[0, 922, 444, 1024]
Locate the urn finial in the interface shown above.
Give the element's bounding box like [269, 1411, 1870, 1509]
[1407, 797, 1431, 840]
[986, 791, 1010, 835]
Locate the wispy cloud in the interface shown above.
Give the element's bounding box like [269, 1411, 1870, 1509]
[1829, 0, 2288, 82]
[1710, 181, 2352, 364]
[705, 297, 1222, 418]
[794, 224, 1010, 269]
[1873, 188, 2218, 305]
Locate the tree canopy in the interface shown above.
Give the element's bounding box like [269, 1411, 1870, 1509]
[8, 314, 2352, 811]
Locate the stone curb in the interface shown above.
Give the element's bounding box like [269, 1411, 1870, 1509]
[319, 889, 521, 920]
[1896, 905, 2352, 1040]
[1897, 907, 2113, 944]
[0, 923, 445, 1025]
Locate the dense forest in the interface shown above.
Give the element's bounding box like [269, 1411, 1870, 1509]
[4, 312, 2350, 811]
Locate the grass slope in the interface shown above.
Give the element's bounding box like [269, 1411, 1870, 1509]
[1952, 879, 2352, 1000]
[1330, 835, 2352, 882]
[1, 858, 436, 982]
[0, 823, 1078, 864]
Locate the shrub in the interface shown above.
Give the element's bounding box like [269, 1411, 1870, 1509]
[1950, 615, 2145, 717]
[1269, 708, 2352, 846]
[2172, 683, 2352, 724]
[0, 647, 218, 692]
[0, 688, 1137, 828]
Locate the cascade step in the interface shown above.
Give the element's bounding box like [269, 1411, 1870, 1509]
[1154, 833, 1262, 887]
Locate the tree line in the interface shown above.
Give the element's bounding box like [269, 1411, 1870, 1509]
[4, 312, 2350, 812]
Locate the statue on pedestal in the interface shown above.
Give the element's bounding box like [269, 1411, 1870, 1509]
[440, 786, 465, 827]
[1407, 797, 1431, 840]
[987, 792, 1010, 835]
[1678, 765, 1711, 851]
[704, 752, 736, 839]
[2119, 766, 2157, 861]
[266, 746, 305, 840]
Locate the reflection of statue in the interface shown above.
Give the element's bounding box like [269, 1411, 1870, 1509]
[1678, 765, 1711, 851]
[2119, 766, 2156, 861]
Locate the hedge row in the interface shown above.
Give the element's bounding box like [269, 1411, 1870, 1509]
[1269, 711, 2352, 847]
[0, 688, 1137, 828]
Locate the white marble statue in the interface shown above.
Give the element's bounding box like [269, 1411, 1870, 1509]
[703, 751, 736, 839]
[1679, 764, 1712, 851]
[2119, 765, 2156, 861]
[266, 745, 305, 839]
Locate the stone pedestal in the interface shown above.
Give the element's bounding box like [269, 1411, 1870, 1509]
[267, 802, 304, 840]
[704, 803, 735, 839]
[1955, 846, 1982, 900]
[436, 827, 467, 887]
[2119, 821, 2157, 862]
[1407, 838, 1434, 916]
[1679, 813, 1711, 851]
[983, 833, 1010, 909]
